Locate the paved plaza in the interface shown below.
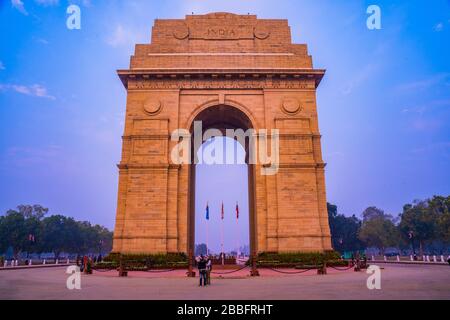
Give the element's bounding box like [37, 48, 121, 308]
[0, 263, 449, 300]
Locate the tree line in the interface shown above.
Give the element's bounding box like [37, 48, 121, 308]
[328, 195, 450, 255]
[1, 196, 449, 259]
[0, 205, 113, 259]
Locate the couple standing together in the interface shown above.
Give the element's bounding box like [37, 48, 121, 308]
[197, 255, 212, 286]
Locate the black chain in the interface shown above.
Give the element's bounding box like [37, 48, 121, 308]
[266, 267, 315, 274]
[144, 268, 177, 273]
[92, 267, 115, 272]
[93, 263, 181, 273]
[210, 265, 249, 275]
[328, 265, 354, 271]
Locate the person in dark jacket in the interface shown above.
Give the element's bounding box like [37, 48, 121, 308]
[198, 255, 207, 287]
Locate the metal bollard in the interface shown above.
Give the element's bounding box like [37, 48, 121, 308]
[433, 255, 437, 263]
[441, 255, 445, 263]
[397, 255, 400, 262]
[28, 259, 32, 266]
[384, 255, 387, 262]
[371, 255, 375, 261]
[67, 258, 70, 264]
[55, 259, 59, 265]
[43, 259, 46, 265]
[410, 255, 413, 261]
[4, 260, 7, 267]
[426, 255, 430, 262]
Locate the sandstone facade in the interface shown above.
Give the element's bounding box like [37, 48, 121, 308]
[112, 12, 332, 255]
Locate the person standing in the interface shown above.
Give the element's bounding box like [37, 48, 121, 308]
[206, 256, 212, 285]
[82, 255, 88, 274]
[198, 255, 207, 287]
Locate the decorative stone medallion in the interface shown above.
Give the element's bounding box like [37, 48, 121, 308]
[143, 98, 162, 115]
[281, 97, 301, 115]
[173, 24, 189, 40]
[254, 25, 270, 40]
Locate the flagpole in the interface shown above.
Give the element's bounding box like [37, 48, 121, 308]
[236, 217, 239, 259]
[221, 218, 224, 265]
[206, 202, 209, 256]
[206, 219, 209, 256]
[236, 202, 240, 259]
[221, 202, 224, 266]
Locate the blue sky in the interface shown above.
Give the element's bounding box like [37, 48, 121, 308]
[1, 1, 449, 252]
[195, 137, 249, 253]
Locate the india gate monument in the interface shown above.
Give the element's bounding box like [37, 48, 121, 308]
[112, 12, 332, 257]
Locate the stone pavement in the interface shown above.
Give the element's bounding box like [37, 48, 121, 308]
[0, 264, 449, 300]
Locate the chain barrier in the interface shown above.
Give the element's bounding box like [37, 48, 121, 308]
[328, 264, 355, 271]
[210, 265, 249, 275]
[92, 265, 180, 273]
[266, 267, 316, 274]
[92, 258, 184, 273]
[144, 268, 177, 273]
[92, 267, 115, 273]
[91, 261, 355, 275]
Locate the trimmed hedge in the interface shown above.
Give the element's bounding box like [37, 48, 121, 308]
[98, 252, 188, 270]
[256, 251, 345, 267]
[95, 251, 346, 270]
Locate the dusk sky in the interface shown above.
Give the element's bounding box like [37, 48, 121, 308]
[1, 1, 449, 252]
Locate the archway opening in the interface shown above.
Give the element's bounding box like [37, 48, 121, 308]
[188, 104, 256, 265]
[194, 136, 249, 262]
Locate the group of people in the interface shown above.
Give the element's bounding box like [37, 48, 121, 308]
[196, 255, 212, 287]
[76, 254, 102, 273]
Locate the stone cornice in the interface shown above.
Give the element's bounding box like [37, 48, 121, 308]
[117, 163, 181, 170]
[117, 68, 325, 89]
[117, 163, 325, 170]
[262, 162, 327, 169]
[121, 133, 322, 140]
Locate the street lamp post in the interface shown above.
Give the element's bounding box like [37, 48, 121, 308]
[26, 234, 36, 264]
[408, 231, 416, 260]
[98, 239, 104, 257]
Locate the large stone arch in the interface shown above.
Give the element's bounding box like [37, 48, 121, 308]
[186, 104, 258, 262]
[185, 99, 260, 132]
[112, 12, 332, 257]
